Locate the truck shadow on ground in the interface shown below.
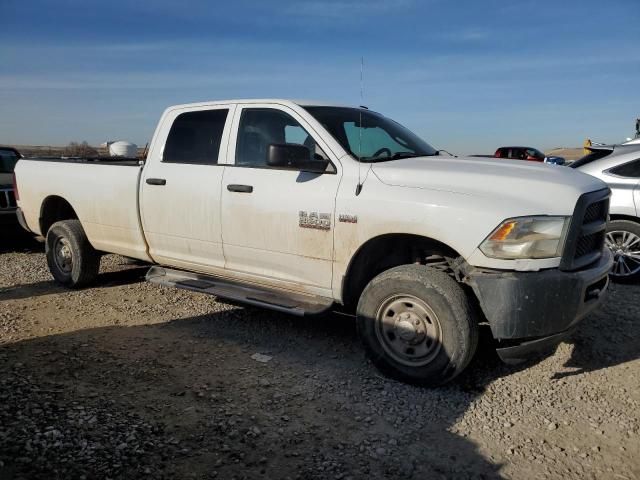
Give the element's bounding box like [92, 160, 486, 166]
[0, 266, 148, 301]
[1, 282, 638, 479]
[0, 227, 43, 254]
[0, 311, 510, 479]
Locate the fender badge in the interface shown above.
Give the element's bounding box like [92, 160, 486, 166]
[299, 211, 331, 230]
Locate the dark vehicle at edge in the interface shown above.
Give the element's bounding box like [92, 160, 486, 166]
[0, 146, 22, 226]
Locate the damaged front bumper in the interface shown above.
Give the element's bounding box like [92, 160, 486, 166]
[465, 249, 613, 364]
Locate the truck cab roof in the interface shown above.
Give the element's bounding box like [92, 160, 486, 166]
[166, 98, 357, 111]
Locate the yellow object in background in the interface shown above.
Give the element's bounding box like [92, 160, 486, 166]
[583, 138, 592, 155]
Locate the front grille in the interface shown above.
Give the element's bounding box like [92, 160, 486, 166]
[575, 231, 605, 258]
[0, 189, 16, 210]
[560, 189, 610, 271]
[583, 200, 607, 224]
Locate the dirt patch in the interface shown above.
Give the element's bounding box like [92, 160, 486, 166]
[0, 234, 638, 479]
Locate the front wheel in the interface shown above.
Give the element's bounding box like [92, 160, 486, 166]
[46, 220, 101, 288]
[356, 265, 478, 386]
[606, 219, 640, 283]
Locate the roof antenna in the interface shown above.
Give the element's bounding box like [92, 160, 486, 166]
[356, 56, 364, 196]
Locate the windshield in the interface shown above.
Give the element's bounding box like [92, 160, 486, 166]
[304, 106, 437, 162]
[0, 149, 19, 174]
[526, 148, 544, 159]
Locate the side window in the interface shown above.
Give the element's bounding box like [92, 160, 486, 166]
[163, 109, 228, 165]
[236, 108, 330, 168]
[609, 159, 640, 178]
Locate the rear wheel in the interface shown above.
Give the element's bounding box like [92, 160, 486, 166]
[356, 265, 478, 386]
[605, 219, 640, 282]
[46, 220, 100, 288]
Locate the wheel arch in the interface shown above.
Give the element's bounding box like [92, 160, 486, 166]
[341, 233, 462, 311]
[609, 213, 640, 224]
[39, 195, 79, 236]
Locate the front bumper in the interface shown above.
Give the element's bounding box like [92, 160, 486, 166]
[465, 249, 613, 363]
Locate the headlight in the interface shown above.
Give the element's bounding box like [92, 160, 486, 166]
[480, 216, 570, 260]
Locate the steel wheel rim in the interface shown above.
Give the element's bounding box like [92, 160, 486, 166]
[374, 294, 442, 367]
[606, 230, 640, 277]
[53, 237, 73, 274]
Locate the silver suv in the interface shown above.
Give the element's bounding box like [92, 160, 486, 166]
[572, 144, 640, 281]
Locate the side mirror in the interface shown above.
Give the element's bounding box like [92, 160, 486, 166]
[267, 144, 329, 173]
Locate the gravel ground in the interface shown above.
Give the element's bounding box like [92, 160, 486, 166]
[0, 229, 638, 479]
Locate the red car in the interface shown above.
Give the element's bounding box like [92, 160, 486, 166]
[494, 146, 545, 161]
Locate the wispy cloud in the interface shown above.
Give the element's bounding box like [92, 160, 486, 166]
[439, 29, 490, 42]
[283, 0, 415, 18]
[0, 72, 292, 90]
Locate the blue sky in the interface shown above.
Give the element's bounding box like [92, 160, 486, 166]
[1, 0, 638, 154]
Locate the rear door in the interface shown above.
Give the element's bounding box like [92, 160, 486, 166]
[220, 104, 340, 295]
[140, 105, 235, 271]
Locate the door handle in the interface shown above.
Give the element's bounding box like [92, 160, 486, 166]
[146, 178, 166, 186]
[227, 184, 253, 193]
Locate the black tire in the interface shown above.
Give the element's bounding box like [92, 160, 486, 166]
[606, 219, 640, 283]
[45, 220, 100, 288]
[356, 265, 478, 386]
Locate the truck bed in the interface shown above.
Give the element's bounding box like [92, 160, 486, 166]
[15, 157, 150, 261]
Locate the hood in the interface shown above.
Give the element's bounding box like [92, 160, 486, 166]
[372, 156, 607, 213]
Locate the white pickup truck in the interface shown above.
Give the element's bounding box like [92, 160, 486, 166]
[14, 99, 613, 385]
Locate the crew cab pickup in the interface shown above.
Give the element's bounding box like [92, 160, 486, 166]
[14, 99, 613, 385]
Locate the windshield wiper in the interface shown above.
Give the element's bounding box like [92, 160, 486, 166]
[360, 152, 423, 163]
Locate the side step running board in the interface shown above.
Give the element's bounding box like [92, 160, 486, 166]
[145, 266, 334, 316]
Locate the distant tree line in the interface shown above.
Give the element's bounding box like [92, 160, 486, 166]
[64, 141, 99, 157]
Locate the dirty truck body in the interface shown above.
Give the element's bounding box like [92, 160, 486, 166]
[14, 99, 613, 385]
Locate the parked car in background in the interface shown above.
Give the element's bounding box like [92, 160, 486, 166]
[495, 146, 545, 161]
[0, 146, 22, 226]
[472, 146, 566, 165]
[495, 146, 566, 165]
[572, 144, 640, 281]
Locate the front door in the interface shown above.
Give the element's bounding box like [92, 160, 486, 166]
[220, 105, 340, 295]
[140, 105, 234, 271]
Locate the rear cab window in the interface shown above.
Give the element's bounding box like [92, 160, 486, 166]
[163, 109, 229, 165]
